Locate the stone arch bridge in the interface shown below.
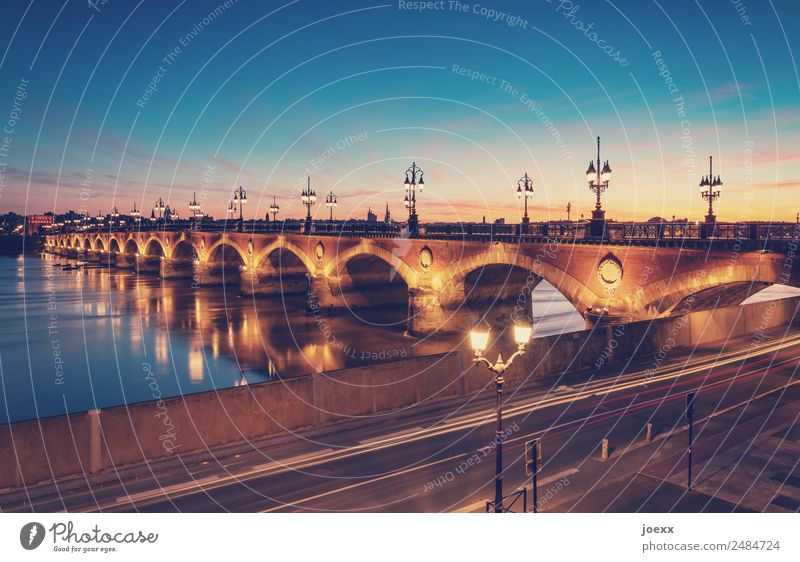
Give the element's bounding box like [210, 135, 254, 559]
[45, 230, 800, 336]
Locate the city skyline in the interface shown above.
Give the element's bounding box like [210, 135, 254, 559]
[0, 1, 798, 223]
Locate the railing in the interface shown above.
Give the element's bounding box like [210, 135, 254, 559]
[45, 220, 800, 243]
[485, 487, 528, 513]
[619, 221, 800, 241]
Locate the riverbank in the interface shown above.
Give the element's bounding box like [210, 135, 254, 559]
[1, 295, 798, 491]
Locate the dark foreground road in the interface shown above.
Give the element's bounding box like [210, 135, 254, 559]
[2, 327, 799, 513]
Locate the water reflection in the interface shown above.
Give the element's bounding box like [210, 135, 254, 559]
[0, 254, 586, 423]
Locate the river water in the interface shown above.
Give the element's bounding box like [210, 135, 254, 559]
[0, 253, 586, 424]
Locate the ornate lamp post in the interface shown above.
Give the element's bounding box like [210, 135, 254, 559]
[301, 177, 316, 234]
[516, 172, 534, 232]
[230, 185, 247, 232]
[700, 156, 722, 224]
[585, 136, 612, 237]
[188, 192, 204, 230]
[325, 190, 338, 221]
[154, 197, 166, 221]
[403, 162, 424, 236]
[269, 196, 280, 222]
[130, 203, 141, 226]
[110, 206, 119, 231]
[469, 317, 533, 513]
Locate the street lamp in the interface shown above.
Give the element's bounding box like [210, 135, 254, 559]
[188, 192, 203, 230]
[230, 185, 247, 232]
[110, 206, 119, 231]
[700, 156, 722, 224]
[403, 161, 424, 236]
[130, 203, 141, 225]
[469, 317, 533, 513]
[154, 197, 166, 220]
[301, 177, 317, 234]
[516, 172, 534, 231]
[269, 196, 280, 222]
[325, 190, 338, 221]
[586, 136, 612, 237]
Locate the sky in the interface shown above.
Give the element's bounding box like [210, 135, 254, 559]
[0, 0, 798, 223]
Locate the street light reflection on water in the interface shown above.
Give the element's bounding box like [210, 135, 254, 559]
[0, 254, 586, 424]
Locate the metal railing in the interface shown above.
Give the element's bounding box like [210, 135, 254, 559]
[45, 220, 800, 243]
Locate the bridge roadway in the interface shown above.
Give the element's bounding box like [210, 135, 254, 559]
[45, 221, 800, 336]
[2, 327, 798, 512]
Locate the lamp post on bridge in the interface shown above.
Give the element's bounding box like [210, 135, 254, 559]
[325, 190, 338, 221]
[188, 192, 204, 230]
[469, 317, 533, 513]
[110, 206, 119, 231]
[585, 136, 612, 238]
[269, 196, 280, 223]
[227, 185, 247, 232]
[403, 161, 424, 237]
[301, 178, 317, 234]
[130, 203, 141, 226]
[516, 172, 534, 233]
[700, 156, 722, 224]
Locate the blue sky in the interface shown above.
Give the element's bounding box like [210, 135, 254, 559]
[0, 0, 798, 222]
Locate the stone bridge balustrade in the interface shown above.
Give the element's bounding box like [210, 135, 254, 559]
[44, 228, 800, 337]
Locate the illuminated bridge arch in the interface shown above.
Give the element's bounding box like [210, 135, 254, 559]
[323, 242, 417, 289]
[638, 264, 786, 317]
[143, 238, 165, 257]
[436, 249, 599, 316]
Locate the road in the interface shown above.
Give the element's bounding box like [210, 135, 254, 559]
[2, 326, 799, 513]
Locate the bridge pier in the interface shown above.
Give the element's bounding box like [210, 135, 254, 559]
[240, 268, 308, 296]
[160, 257, 194, 279]
[86, 249, 100, 263]
[115, 253, 136, 269]
[98, 251, 114, 266]
[135, 255, 161, 274]
[407, 287, 446, 337]
[191, 262, 240, 286]
[305, 275, 345, 313]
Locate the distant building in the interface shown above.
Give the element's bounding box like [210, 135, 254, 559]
[367, 207, 377, 223]
[25, 214, 53, 236]
[384, 203, 391, 224]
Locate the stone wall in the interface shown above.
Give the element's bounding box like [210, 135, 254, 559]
[1, 296, 799, 490]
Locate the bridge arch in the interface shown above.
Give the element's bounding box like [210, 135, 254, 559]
[253, 239, 316, 276]
[82, 238, 91, 250]
[436, 248, 599, 317]
[171, 239, 198, 261]
[205, 239, 248, 266]
[123, 238, 140, 255]
[108, 237, 122, 253]
[143, 238, 165, 257]
[93, 237, 105, 251]
[639, 264, 784, 317]
[323, 242, 417, 289]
